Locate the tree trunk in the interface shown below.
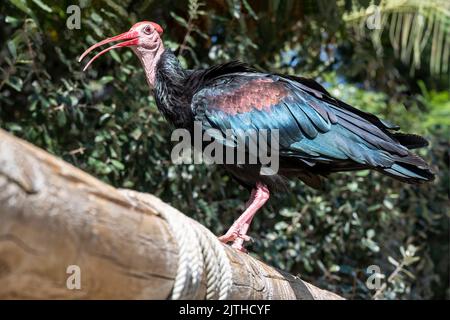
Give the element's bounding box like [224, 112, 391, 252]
[0, 129, 343, 300]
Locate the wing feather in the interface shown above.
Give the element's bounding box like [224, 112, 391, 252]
[191, 73, 430, 181]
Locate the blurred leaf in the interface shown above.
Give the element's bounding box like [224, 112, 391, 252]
[111, 159, 125, 171]
[7, 41, 16, 60]
[6, 76, 23, 91]
[388, 256, 400, 267]
[7, 0, 38, 22]
[170, 12, 189, 28]
[31, 0, 52, 13]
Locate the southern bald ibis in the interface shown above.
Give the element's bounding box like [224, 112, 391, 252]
[79, 21, 434, 252]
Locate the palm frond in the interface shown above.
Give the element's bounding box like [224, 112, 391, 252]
[343, 0, 450, 78]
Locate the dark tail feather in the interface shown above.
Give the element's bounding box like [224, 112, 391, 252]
[393, 132, 429, 149]
[381, 152, 435, 183]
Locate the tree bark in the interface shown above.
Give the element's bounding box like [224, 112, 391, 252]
[0, 129, 343, 300]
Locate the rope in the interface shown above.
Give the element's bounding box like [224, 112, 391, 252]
[119, 189, 232, 300]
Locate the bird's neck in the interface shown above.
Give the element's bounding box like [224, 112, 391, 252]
[153, 50, 192, 128]
[155, 49, 187, 92]
[133, 45, 165, 88]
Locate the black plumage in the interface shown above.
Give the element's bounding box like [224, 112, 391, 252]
[153, 49, 434, 191]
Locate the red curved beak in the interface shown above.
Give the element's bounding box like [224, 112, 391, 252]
[79, 30, 139, 71]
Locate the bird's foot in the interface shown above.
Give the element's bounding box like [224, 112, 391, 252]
[230, 237, 250, 253]
[218, 227, 252, 252]
[218, 182, 269, 253]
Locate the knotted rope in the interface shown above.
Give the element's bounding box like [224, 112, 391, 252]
[119, 189, 232, 300]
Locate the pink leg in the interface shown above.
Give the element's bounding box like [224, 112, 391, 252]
[219, 182, 270, 252]
[245, 189, 257, 209]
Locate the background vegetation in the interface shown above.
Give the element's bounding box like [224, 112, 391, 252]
[0, 0, 448, 299]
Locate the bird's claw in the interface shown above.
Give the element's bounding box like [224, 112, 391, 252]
[231, 241, 248, 253]
[218, 228, 252, 252]
[218, 232, 238, 243]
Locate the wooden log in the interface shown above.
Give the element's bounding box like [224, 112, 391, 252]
[0, 129, 343, 300]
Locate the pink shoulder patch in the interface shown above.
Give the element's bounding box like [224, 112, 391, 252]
[211, 79, 288, 115]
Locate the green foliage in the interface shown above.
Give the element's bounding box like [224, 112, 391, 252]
[0, 0, 448, 299]
[344, 0, 450, 78]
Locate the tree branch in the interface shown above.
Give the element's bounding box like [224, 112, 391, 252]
[0, 129, 343, 300]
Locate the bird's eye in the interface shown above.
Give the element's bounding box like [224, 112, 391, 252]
[143, 25, 152, 35]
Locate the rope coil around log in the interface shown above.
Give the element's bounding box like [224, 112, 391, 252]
[119, 189, 232, 300]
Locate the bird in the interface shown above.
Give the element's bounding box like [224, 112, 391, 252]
[79, 21, 435, 252]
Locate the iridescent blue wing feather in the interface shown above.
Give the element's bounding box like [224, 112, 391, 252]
[191, 72, 434, 184]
